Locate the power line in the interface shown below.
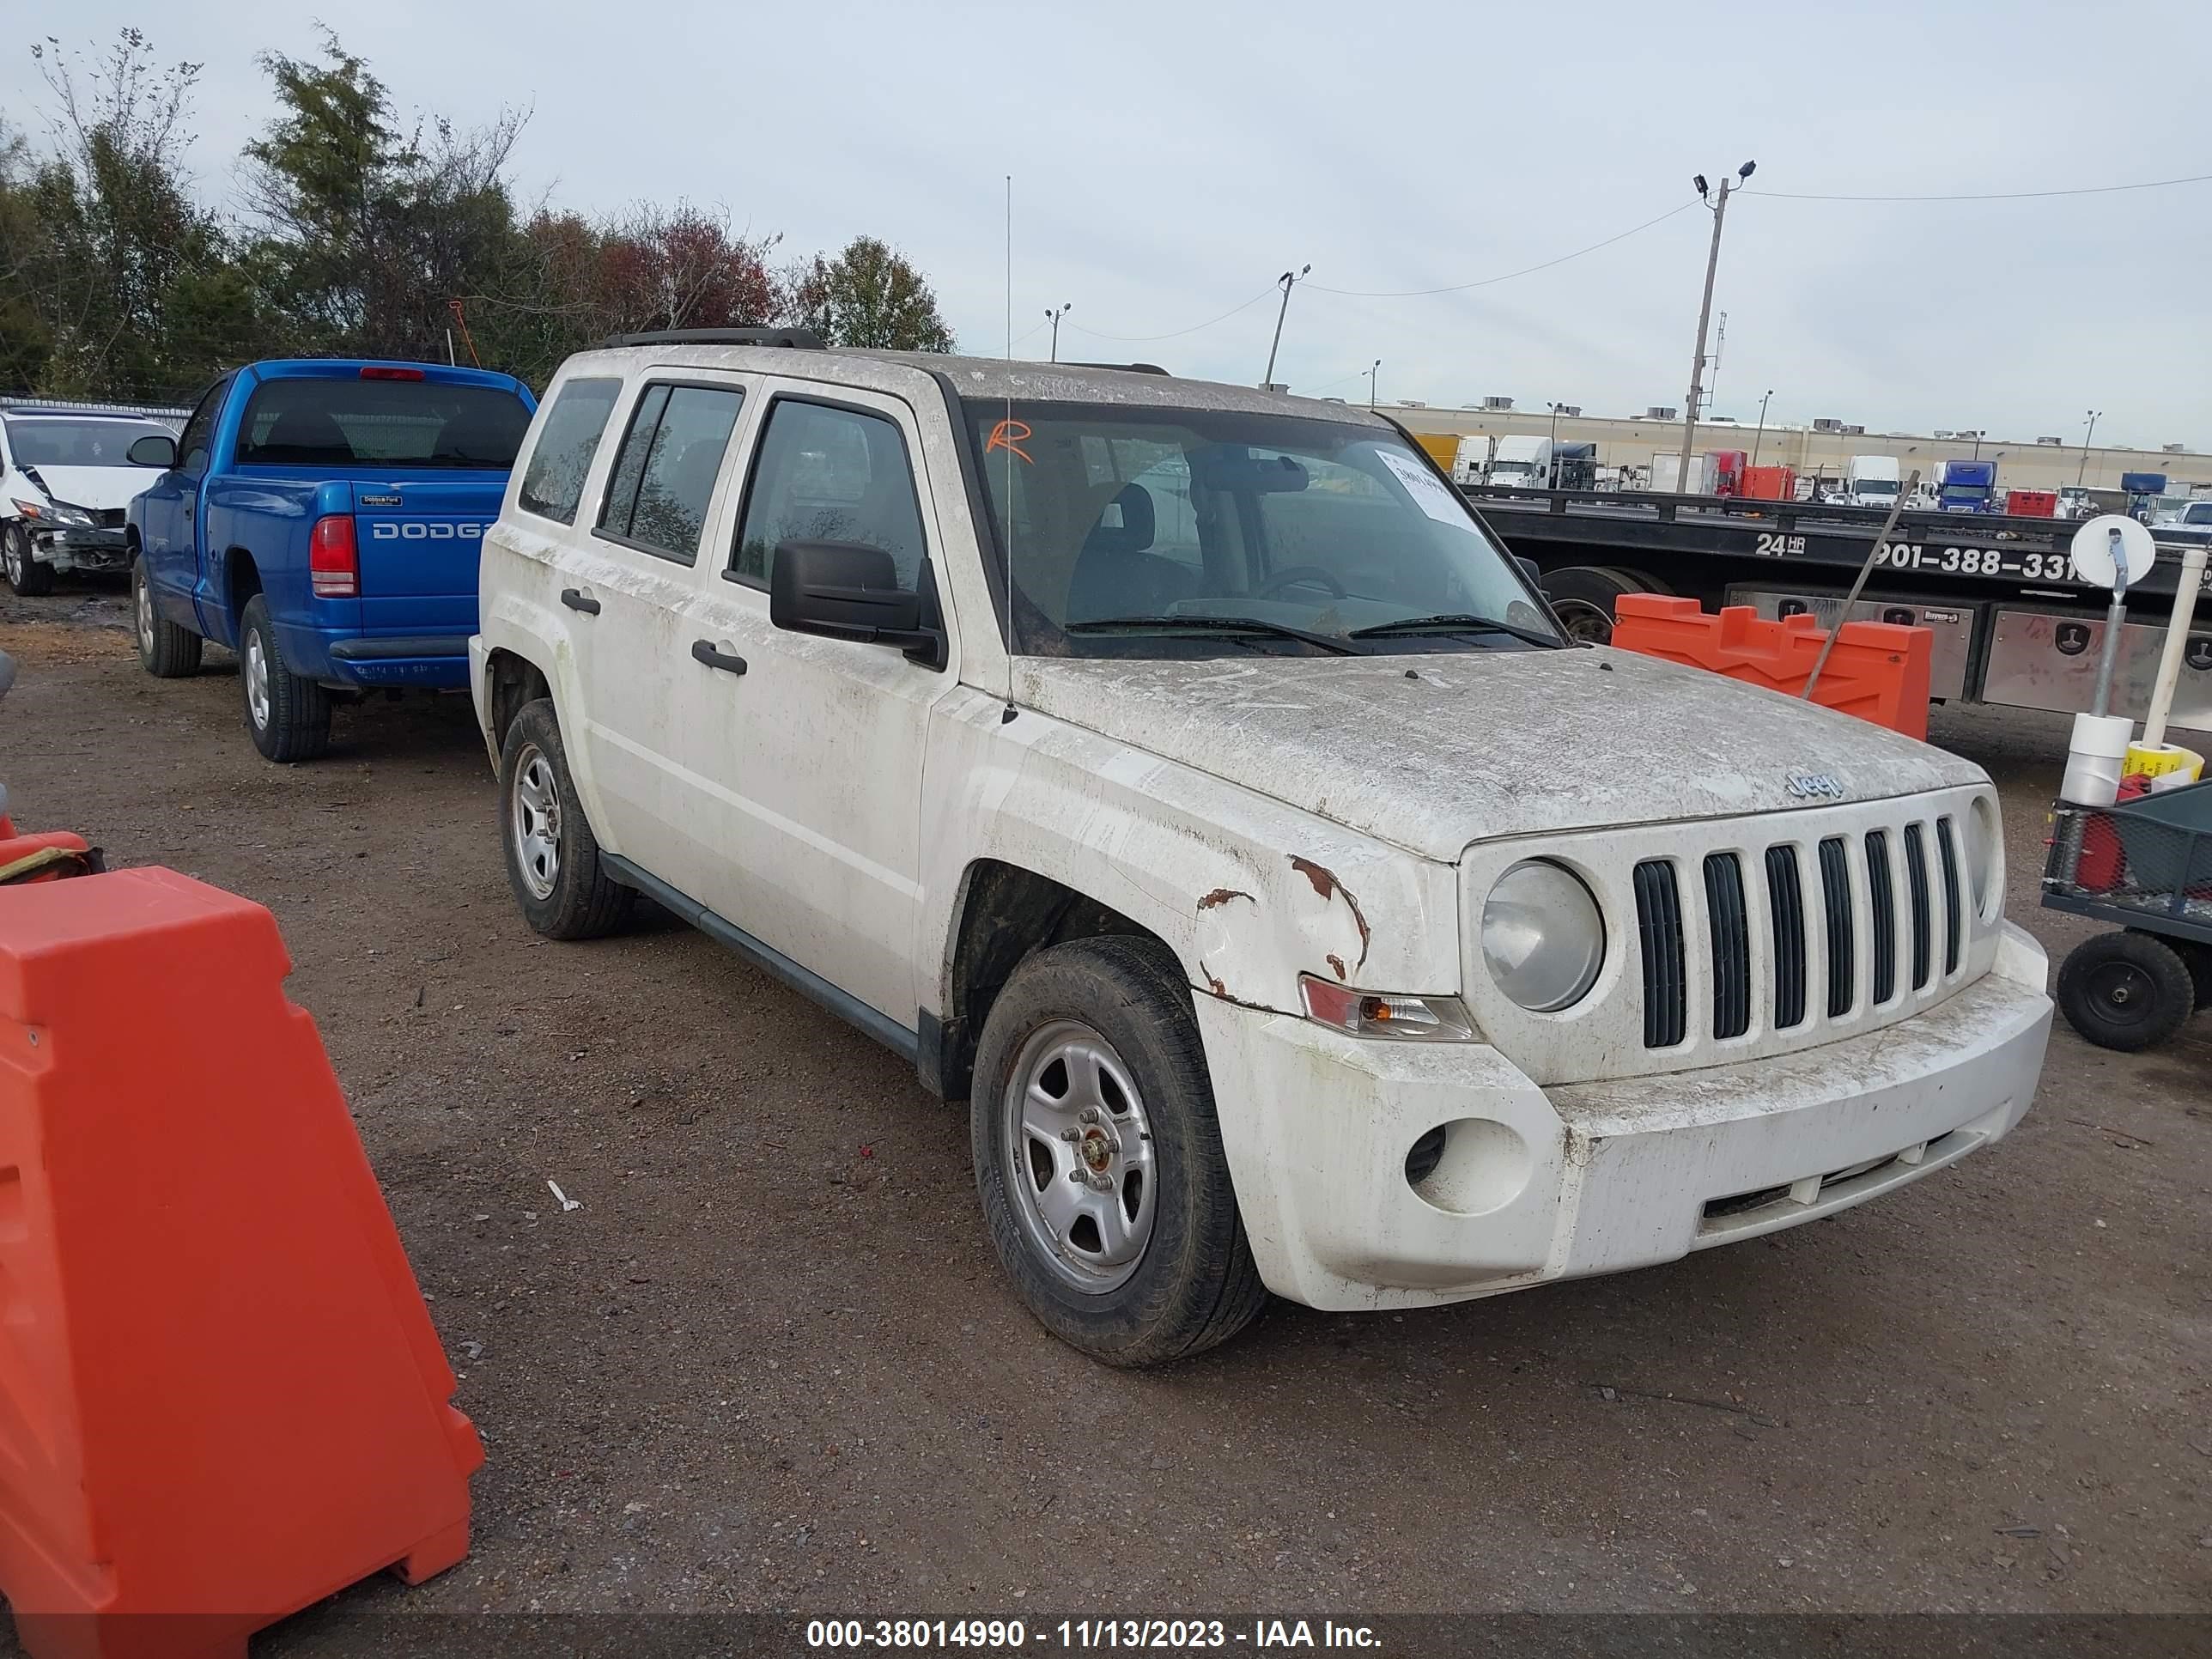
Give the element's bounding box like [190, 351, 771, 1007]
[1305, 201, 1698, 298]
[1746, 169, 2212, 202]
[1063, 285, 1277, 343]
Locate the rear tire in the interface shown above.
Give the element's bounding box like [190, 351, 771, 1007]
[970, 935, 1268, 1367]
[498, 697, 634, 940]
[239, 593, 332, 763]
[2057, 930, 2193, 1052]
[131, 556, 203, 677]
[3, 523, 54, 596]
[1540, 565, 1660, 645]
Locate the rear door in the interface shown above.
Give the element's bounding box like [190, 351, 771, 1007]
[568, 370, 754, 882]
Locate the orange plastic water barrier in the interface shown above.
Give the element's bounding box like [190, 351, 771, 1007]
[0, 867, 481, 1659]
[1611, 594, 1933, 740]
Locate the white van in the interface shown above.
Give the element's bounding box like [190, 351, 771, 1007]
[471, 333, 2052, 1365]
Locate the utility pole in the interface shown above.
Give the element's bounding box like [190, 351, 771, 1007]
[1750, 388, 1774, 469]
[1676, 161, 1755, 492]
[1043, 303, 1073, 363]
[2076, 409, 2102, 486]
[1364, 359, 1381, 408]
[1261, 264, 1310, 390]
[1970, 429, 1984, 461]
[1547, 401, 1565, 485]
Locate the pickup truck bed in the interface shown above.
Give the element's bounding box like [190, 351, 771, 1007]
[129, 360, 534, 760]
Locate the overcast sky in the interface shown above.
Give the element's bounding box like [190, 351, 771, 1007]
[11, 0, 2209, 447]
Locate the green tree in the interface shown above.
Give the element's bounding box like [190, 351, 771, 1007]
[242, 28, 528, 362]
[783, 236, 953, 351]
[3, 31, 253, 398]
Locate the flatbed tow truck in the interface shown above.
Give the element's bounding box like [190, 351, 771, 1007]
[1462, 482, 2212, 733]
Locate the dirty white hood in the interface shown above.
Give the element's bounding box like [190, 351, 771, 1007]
[15, 464, 150, 514]
[1012, 648, 1982, 861]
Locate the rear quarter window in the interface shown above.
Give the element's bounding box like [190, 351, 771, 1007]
[236, 377, 532, 470]
[516, 378, 623, 526]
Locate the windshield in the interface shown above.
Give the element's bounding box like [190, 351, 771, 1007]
[5, 417, 175, 467]
[236, 377, 531, 470]
[1855, 478, 1899, 495]
[2185, 503, 2212, 525]
[964, 400, 1554, 658]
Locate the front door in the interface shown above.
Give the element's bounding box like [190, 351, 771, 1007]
[672, 386, 957, 1029]
[137, 377, 227, 624]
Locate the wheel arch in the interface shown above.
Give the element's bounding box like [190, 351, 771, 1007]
[482, 647, 554, 754]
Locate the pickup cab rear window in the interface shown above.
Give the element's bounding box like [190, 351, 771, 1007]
[236, 378, 532, 470]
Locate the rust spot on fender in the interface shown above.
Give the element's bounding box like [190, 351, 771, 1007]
[1326, 953, 1347, 981]
[1197, 887, 1255, 910]
[1289, 855, 1372, 970]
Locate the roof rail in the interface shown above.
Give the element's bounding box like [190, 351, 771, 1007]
[602, 326, 827, 350]
[1063, 362, 1170, 376]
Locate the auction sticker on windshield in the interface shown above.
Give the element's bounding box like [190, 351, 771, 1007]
[1376, 447, 1466, 525]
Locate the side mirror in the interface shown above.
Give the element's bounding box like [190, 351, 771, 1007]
[1515, 556, 1541, 587]
[769, 538, 927, 645]
[129, 434, 178, 468]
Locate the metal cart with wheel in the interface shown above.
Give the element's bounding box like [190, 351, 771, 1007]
[2043, 777, 2212, 1050]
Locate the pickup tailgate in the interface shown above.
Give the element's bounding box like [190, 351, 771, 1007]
[348, 477, 507, 638]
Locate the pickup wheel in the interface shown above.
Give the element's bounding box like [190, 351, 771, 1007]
[238, 594, 332, 762]
[3, 523, 55, 597]
[498, 698, 634, 940]
[2057, 930, 2194, 1052]
[970, 936, 1268, 1367]
[131, 556, 204, 678]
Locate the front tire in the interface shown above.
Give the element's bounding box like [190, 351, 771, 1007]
[498, 697, 634, 940]
[131, 556, 203, 678]
[239, 593, 332, 763]
[3, 523, 54, 597]
[970, 936, 1267, 1367]
[2057, 929, 2194, 1052]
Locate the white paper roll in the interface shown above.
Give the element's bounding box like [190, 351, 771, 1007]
[2060, 750, 2124, 806]
[2068, 712, 2135, 757]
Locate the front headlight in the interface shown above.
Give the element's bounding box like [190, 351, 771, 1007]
[1965, 796, 2002, 920]
[10, 498, 93, 527]
[1481, 859, 1605, 1012]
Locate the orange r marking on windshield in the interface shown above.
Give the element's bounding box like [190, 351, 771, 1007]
[986, 418, 1033, 464]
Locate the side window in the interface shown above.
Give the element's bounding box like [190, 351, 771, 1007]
[515, 377, 622, 525]
[595, 383, 744, 564]
[176, 381, 227, 474]
[731, 400, 927, 590]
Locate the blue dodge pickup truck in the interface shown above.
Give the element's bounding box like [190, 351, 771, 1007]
[127, 359, 536, 761]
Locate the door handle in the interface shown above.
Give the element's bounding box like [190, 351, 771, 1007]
[561, 587, 600, 615]
[690, 639, 747, 676]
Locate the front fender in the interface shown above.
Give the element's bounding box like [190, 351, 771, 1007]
[921, 689, 1461, 1018]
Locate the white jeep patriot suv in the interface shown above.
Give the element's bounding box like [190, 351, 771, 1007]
[471, 329, 2053, 1366]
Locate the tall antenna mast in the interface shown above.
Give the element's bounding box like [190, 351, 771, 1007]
[1002, 175, 1018, 694]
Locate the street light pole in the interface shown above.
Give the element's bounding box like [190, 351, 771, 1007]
[1547, 401, 1564, 485]
[1676, 161, 1755, 493]
[1364, 359, 1381, 409]
[1971, 429, 1984, 461]
[2076, 409, 2102, 487]
[1043, 303, 1073, 363]
[1750, 387, 1774, 470]
[1261, 264, 1310, 389]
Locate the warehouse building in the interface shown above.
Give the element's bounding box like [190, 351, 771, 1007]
[1369, 398, 2210, 494]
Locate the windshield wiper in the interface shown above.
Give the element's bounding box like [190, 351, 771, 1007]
[1348, 612, 1562, 648]
[1064, 615, 1359, 656]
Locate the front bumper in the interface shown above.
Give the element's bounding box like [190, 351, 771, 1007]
[1192, 922, 2052, 1311]
[28, 526, 130, 574]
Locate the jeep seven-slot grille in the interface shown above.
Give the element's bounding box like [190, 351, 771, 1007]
[1705, 854, 1753, 1039]
[1632, 816, 1964, 1048]
[1765, 845, 1808, 1030]
[1632, 860, 1687, 1048]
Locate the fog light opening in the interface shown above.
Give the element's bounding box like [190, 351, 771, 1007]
[1407, 1118, 1534, 1217]
[1403, 1126, 1448, 1188]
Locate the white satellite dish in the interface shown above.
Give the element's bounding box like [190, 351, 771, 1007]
[2069, 514, 2157, 591]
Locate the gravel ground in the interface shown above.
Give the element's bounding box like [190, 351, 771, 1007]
[0, 583, 2205, 1637]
